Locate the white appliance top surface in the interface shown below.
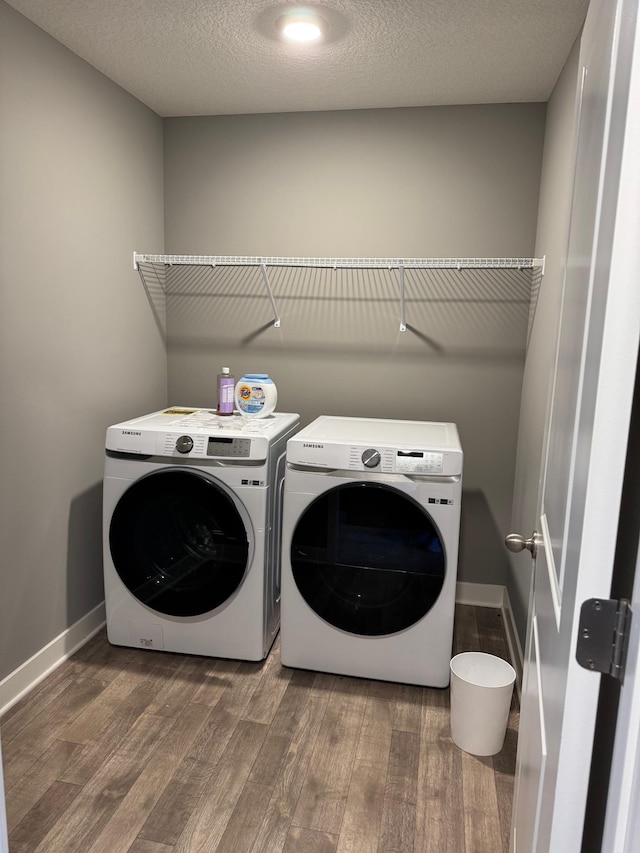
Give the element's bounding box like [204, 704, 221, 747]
[109, 408, 299, 439]
[294, 415, 461, 452]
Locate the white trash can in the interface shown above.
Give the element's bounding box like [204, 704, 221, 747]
[449, 652, 516, 756]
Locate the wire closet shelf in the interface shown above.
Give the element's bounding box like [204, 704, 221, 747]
[133, 253, 545, 332]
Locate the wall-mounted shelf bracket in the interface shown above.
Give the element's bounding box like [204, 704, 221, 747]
[259, 262, 281, 328]
[397, 264, 407, 332]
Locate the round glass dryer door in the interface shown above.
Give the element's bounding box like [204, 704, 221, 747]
[291, 482, 445, 636]
[109, 469, 250, 617]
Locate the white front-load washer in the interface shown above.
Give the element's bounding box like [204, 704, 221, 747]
[281, 415, 463, 687]
[103, 407, 299, 660]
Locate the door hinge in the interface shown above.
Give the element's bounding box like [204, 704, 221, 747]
[576, 598, 632, 681]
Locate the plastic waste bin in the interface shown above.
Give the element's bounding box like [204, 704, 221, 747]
[449, 651, 516, 756]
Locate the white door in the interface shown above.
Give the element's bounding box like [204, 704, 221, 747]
[602, 534, 640, 852]
[510, 0, 640, 850]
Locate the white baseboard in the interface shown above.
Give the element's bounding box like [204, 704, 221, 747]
[455, 581, 505, 608]
[1, 587, 525, 717]
[0, 603, 106, 717]
[456, 581, 524, 699]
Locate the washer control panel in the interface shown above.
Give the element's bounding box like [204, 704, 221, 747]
[160, 433, 253, 458]
[106, 409, 300, 460]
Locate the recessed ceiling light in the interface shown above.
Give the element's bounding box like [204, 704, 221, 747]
[277, 10, 326, 43]
[256, 4, 345, 46]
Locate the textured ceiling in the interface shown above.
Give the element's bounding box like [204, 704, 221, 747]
[6, 0, 590, 117]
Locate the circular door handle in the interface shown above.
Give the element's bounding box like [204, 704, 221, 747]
[505, 531, 538, 558]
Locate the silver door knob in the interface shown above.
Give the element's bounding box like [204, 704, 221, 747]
[505, 531, 538, 558]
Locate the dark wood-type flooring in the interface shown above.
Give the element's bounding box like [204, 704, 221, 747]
[1, 604, 519, 852]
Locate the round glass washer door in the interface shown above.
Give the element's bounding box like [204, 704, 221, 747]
[291, 482, 446, 636]
[109, 469, 250, 617]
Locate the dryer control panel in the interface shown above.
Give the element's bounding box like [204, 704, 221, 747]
[351, 445, 444, 474]
[286, 415, 463, 477]
[290, 441, 461, 476]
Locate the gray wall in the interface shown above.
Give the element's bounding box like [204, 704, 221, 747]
[0, 2, 167, 682]
[163, 105, 546, 586]
[509, 37, 581, 641]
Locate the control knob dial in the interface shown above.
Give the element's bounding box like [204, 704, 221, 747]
[362, 448, 381, 468]
[176, 435, 194, 454]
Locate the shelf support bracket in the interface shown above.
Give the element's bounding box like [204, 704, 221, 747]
[260, 263, 281, 328]
[397, 264, 407, 332]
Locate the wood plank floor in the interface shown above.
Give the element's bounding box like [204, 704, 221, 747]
[1, 604, 519, 852]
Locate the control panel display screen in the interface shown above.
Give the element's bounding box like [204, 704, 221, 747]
[206, 436, 251, 457]
[395, 449, 444, 474]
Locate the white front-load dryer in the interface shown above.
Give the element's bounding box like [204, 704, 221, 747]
[281, 415, 463, 687]
[103, 407, 299, 660]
